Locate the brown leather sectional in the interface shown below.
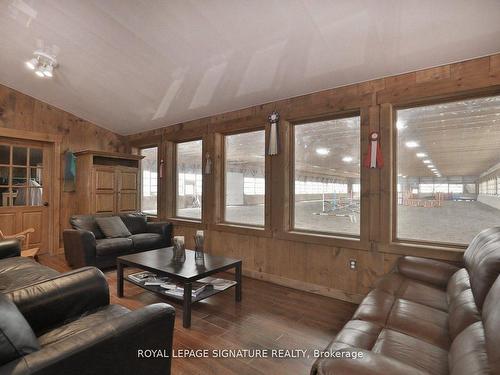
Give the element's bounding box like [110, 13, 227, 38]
[312, 227, 500, 374]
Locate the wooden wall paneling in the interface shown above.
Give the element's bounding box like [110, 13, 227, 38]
[125, 54, 500, 302]
[379, 103, 393, 246]
[368, 105, 381, 243]
[164, 139, 176, 219]
[359, 107, 371, 244]
[0, 84, 129, 251]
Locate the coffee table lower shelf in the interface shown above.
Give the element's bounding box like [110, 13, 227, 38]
[124, 276, 236, 303]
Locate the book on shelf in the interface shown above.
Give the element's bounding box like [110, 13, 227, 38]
[198, 277, 237, 291]
[128, 271, 170, 285]
[128, 271, 155, 283]
[160, 281, 213, 298]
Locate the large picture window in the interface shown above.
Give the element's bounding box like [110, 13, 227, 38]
[140, 147, 158, 215]
[224, 130, 265, 226]
[396, 94, 500, 245]
[293, 115, 361, 236]
[176, 140, 202, 220]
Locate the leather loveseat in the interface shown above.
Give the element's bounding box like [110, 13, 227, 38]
[0, 239, 59, 293]
[312, 227, 500, 375]
[63, 213, 172, 269]
[0, 266, 175, 375]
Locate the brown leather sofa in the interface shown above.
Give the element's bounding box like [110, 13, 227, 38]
[312, 227, 500, 375]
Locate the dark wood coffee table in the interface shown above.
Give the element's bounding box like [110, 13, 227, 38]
[116, 247, 242, 328]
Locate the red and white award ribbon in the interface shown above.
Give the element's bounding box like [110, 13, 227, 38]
[364, 132, 383, 169]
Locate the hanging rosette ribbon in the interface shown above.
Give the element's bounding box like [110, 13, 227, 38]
[363, 132, 383, 169]
[268, 111, 279, 155]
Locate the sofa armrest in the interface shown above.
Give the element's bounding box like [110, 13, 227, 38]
[5, 267, 109, 335]
[313, 349, 429, 375]
[63, 229, 97, 268]
[146, 222, 172, 246]
[0, 238, 21, 259]
[1, 303, 176, 375]
[397, 256, 460, 289]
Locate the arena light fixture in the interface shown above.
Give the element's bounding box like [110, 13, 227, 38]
[25, 50, 58, 78]
[316, 148, 330, 156]
[405, 141, 419, 148]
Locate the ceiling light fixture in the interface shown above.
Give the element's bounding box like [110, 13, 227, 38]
[316, 148, 330, 156]
[25, 50, 58, 79]
[342, 156, 353, 163]
[405, 141, 419, 148]
[416, 152, 427, 158]
[423, 160, 431, 164]
[427, 165, 435, 168]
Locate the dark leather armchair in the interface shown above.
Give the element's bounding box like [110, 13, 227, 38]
[0, 266, 175, 375]
[63, 213, 172, 269]
[0, 239, 21, 259]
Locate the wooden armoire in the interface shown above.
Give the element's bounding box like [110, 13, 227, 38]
[74, 150, 144, 215]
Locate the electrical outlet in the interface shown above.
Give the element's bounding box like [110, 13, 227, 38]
[349, 259, 357, 270]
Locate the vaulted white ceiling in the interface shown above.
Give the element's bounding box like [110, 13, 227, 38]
[1, 0, 499, 135]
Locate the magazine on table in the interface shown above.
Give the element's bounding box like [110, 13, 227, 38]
[160, 281, 212, 298]
[128, 271, 170, 285]
[198, 276, 237, 291]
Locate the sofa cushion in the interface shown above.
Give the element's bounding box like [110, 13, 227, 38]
[0, 257, 59, 293]
[120, 213, 147, 234]
[376, 272, 448, 312]
[0, 294, 40, 366]
[37, 304, 130, 347]
[70, 215, 105, 239]
[372, 329, 448, 375]
[95, 238, 133, 256]
[95, 216, 131, 239]
[463, 226, 500, 309]
[129, 233, 165, 251]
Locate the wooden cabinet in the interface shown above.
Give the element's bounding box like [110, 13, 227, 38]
[75, 150, 143, 215]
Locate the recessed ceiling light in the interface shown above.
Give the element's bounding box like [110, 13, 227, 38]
[405, 141, 419, 148]
[416, 153, 427, 158]
[402, 175, 407, 178]
[398, 173, 402, 177]
[316, 148, 330, 156]
[423, 160, 431, 164]
[427, 165, 435, 168]
[342, 156, 353, 163]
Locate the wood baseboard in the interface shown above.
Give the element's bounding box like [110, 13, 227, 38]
[242, 269, 364, 304]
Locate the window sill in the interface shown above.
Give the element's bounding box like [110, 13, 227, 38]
[209, 223, 272, 237]
[275, 230, 369, 250]
[166, 217, 206, 229]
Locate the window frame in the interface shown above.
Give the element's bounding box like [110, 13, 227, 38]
[139, 145, 159, 217]
[390, 91, 500, 250]
[173, 138, 204, 222]
[219, 127, 268, 229]
[288, 111, 364, 240]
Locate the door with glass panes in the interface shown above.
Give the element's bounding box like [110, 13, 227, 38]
[0, 139, 50, 253]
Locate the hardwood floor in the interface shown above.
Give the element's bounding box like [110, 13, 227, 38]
[39, 254, 357, 375]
